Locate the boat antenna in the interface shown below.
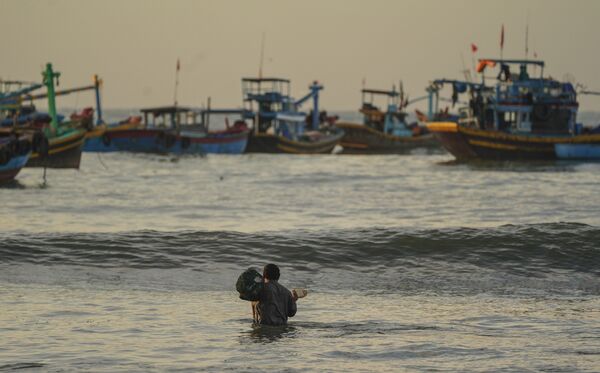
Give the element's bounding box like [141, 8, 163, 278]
[460, 52, 471, 83]
[525, 10, 530, 59]
[258, 32, 265, 79]
[174, 58, 181, 107]
[500, 23, 505, 60]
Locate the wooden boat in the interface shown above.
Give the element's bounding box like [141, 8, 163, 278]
[335, 88, 437, 154]
[242, 78, 344, 154]
[425, 59, 600, 161]
[0, 64, 88, 168]
[245, 128, 342, 154]
[26, 127, 86, 168]
[95, 106, 250, 154]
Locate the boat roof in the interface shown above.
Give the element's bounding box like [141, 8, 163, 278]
[433, 79, 485, 89]
[479, 58, 545, 67]
[200, 108, 251, 115]
[362, 89, 398, 97]
[242, 77, 290, 83]
[140, 106, 195, 115]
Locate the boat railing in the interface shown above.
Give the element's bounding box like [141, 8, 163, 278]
[457, 107, 479, 127]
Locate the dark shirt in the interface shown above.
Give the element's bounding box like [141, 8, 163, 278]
[257, 280, 297, 326]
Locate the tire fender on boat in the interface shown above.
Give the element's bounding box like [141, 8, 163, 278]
[102, 133, 112, 147]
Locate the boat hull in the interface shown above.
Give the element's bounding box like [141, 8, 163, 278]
[335, 122, 439, 154]
[245, 130, 343, 154]
[0, 153, 30, 183]
[83, 122, 140, 152]
[425, 122, 575, 160]
[26, 129, 86, 169]
[555, 137, 600, 160]
[98, 128, 249, 154]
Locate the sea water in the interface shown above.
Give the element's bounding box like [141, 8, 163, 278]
[1, 147, 599, 371]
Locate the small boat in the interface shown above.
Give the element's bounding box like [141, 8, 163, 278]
[98, 106, 250, 155]
[242, 78, 344, 154]
[425, 59, 600, 161]
[335, 88, 438, 154]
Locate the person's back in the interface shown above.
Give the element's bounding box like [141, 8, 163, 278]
[257, 264, 297, 326]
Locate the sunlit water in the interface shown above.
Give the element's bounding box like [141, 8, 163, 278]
[1, 149, 600, 371]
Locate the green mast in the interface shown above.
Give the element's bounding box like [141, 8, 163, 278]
[42, 63, 61, 135]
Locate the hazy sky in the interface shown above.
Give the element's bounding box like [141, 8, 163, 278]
[2, 0, 600, 111]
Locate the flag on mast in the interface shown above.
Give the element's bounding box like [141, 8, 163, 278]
[500, 24, 505, 50]
[176, 58, 181, 71]
[471, 43, 478, 53]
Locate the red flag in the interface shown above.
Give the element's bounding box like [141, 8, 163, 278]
[176, 58, 180, 71]
[500, 24, 505, 50]
[471, 43, 478, 53]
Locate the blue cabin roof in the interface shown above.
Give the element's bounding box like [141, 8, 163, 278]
[479, 58, 545, 67]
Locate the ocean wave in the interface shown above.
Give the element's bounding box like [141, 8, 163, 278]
[2, 222, 598, 275]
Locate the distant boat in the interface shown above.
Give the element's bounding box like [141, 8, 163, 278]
[426, 59, 600, 161]
[335, 88, 438, 154]
[242, 78, 344, 154]
[92, 106, 250, 154]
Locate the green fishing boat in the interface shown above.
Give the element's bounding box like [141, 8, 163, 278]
[25, 63, 87, 169]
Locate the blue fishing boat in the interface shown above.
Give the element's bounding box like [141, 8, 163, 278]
[425, 59, 600, 160]
[0, 81, 45, 182]
[335, 88, 438, 154]
[242, 78, 344, 154]
[97, 106, 250, 155]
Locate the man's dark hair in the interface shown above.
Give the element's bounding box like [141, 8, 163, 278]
[263, 263, 280, 281]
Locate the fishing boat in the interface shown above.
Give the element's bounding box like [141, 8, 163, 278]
[98, 106, 250, 154]
[1, 64, 88, 168]
[425, 59, 600, 161]
[242, 78, 344, 154]
[0, 81, 43, 182]
[335, 88, 437, 154]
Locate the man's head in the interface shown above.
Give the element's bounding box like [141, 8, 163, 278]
[263, 263, 280, 281]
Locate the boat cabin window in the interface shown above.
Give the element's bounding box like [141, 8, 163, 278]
[498, 111, 517, 131]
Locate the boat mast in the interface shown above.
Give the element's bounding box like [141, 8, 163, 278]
[258, 32, 265, 79]
[42, 63, 60, 136]
[524, 11, 530, 59]
[174, 58, 180, 107]
[94, 74, 103, 125]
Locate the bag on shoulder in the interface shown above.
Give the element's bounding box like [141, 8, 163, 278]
[236, 268, 264, 301]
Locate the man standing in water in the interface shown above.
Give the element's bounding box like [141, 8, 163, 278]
[256, 264, 297, 326]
